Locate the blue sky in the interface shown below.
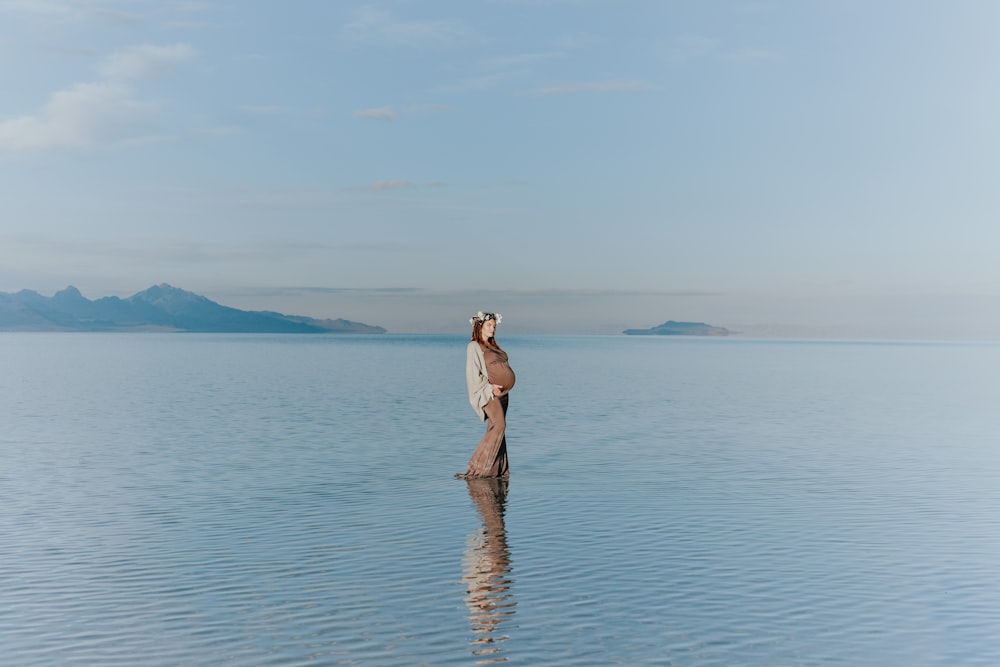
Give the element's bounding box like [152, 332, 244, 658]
[1, 1, 998, 337]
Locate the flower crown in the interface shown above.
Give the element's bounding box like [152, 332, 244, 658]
[470, 311, 502, 325]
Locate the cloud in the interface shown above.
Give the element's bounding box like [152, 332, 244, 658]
[3, 233, 326, 265]
[0, 82, 155, 153]
[726, 48, 782, 63]
[338, 179, 445, 192]
[173, 1, 214, 11]
[406, 103, 456, 114]
[0, 43, 194, 156]
[433, 70, 522, 94]
[354, 106, 395, 121]
[167, 21, 209, 29]
[666, 34, 721, 61]
[88, 7, 144, 24]
[0, 1, 146, 23]
[340, 7, 479, 49]
[555, 32, 606, 50]
[368, 179, 412, 191]
[663, 35, 779, 64]
[533, 80, 652, 95]
[98, 43, 194, 81]
[198, 125, 241, 136]
[0, 0, 77, 19]
[480, 52, 564, 69]
[238, 105, 285, 116]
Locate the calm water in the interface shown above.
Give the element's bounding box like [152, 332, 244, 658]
[2, 333, 999, 666]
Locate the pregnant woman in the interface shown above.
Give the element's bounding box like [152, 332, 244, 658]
[459, 311, 515, 479]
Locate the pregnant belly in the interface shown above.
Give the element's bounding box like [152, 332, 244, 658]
[489, 362, 516, 391]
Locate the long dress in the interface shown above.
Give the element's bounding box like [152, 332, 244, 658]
[462, 344, 515, 479]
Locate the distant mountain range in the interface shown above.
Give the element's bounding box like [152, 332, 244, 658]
[623, 320, 732, 336]
[0, 284, 386, 333]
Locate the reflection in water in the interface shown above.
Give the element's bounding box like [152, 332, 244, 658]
[462, 478, 516, 664]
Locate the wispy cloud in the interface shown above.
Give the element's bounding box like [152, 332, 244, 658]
[555, 32, 606, 50]
[533, 80, 652, 96]
[406, 103, 456, 114]
[88, 7, 144, 24]
[197, 125, 241, 136]
[340, 7, 480, 49]
[337, 179, 446, 193]
[480, 51, 564, 69]
[368, 179, 412, 191]
[173, 1, 214, 10]
[432, 50, 563, 96]
[354, 106, 395, 121]
[0, 1, 146, 23]
[726, 48, 782, 63]
[433, 70, 523, 94]
[0, 0, 79, 19]
[238, 105, 286, 116]
[666, 34, 721, 61]
[167, 21, 209, 29]
[2, 233, 325, 265]
[664, 35, 780, 64]
[0, 43, 194, 156]
[98, 43, 194, 81]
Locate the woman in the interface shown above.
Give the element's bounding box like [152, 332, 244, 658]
[459, 311, 515, 479]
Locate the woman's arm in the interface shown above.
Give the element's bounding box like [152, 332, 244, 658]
[466, 341, 493, 421]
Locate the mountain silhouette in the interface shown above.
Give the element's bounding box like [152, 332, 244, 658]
[0, 284, 386, 333]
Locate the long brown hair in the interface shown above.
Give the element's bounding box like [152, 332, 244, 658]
[470, 317, 502, 351]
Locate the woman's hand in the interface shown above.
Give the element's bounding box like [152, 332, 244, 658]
[491, 384, 504, 396]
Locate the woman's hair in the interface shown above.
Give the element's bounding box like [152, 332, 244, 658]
[470, 313, 502, 350]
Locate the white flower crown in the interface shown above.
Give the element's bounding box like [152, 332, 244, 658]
[470, 311, 502, 325]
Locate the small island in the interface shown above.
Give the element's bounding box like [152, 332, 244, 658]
[623, 320, 732, 336]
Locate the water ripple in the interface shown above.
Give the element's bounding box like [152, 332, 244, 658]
[2, 334, 999, 665]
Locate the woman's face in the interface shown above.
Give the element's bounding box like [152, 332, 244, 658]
[481, 319, 496, 340]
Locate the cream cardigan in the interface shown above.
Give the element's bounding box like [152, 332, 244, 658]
[466, 340, 493, 421]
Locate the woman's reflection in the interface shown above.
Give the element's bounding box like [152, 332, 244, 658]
[462, 478, 516, 664]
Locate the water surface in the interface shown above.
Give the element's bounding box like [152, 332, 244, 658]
[2, 334, 998, 665]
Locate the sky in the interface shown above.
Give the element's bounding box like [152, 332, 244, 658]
[1, 0, 999, 337]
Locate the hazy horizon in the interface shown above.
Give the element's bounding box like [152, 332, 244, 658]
[2, 2, 998, 340]
[4, 282, 998, 341]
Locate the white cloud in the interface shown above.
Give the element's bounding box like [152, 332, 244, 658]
[341, 7, 479, 49]
[0, 82, 154, 153]
[533, 80, 652, 95]
[353, 106, 395, 121]
[0, 43, 194, 156]
[98, 43, 194, 81]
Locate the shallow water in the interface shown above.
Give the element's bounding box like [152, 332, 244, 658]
[2, 333, 999, 665]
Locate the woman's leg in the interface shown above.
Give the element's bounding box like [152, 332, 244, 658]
[463, 395, 509, 478]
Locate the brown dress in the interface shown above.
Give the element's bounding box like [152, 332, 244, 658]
[463, 344, 515, 479]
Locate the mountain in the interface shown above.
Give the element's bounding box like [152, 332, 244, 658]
[623, 320, 732, 336]
[0, 284, 386, 333]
